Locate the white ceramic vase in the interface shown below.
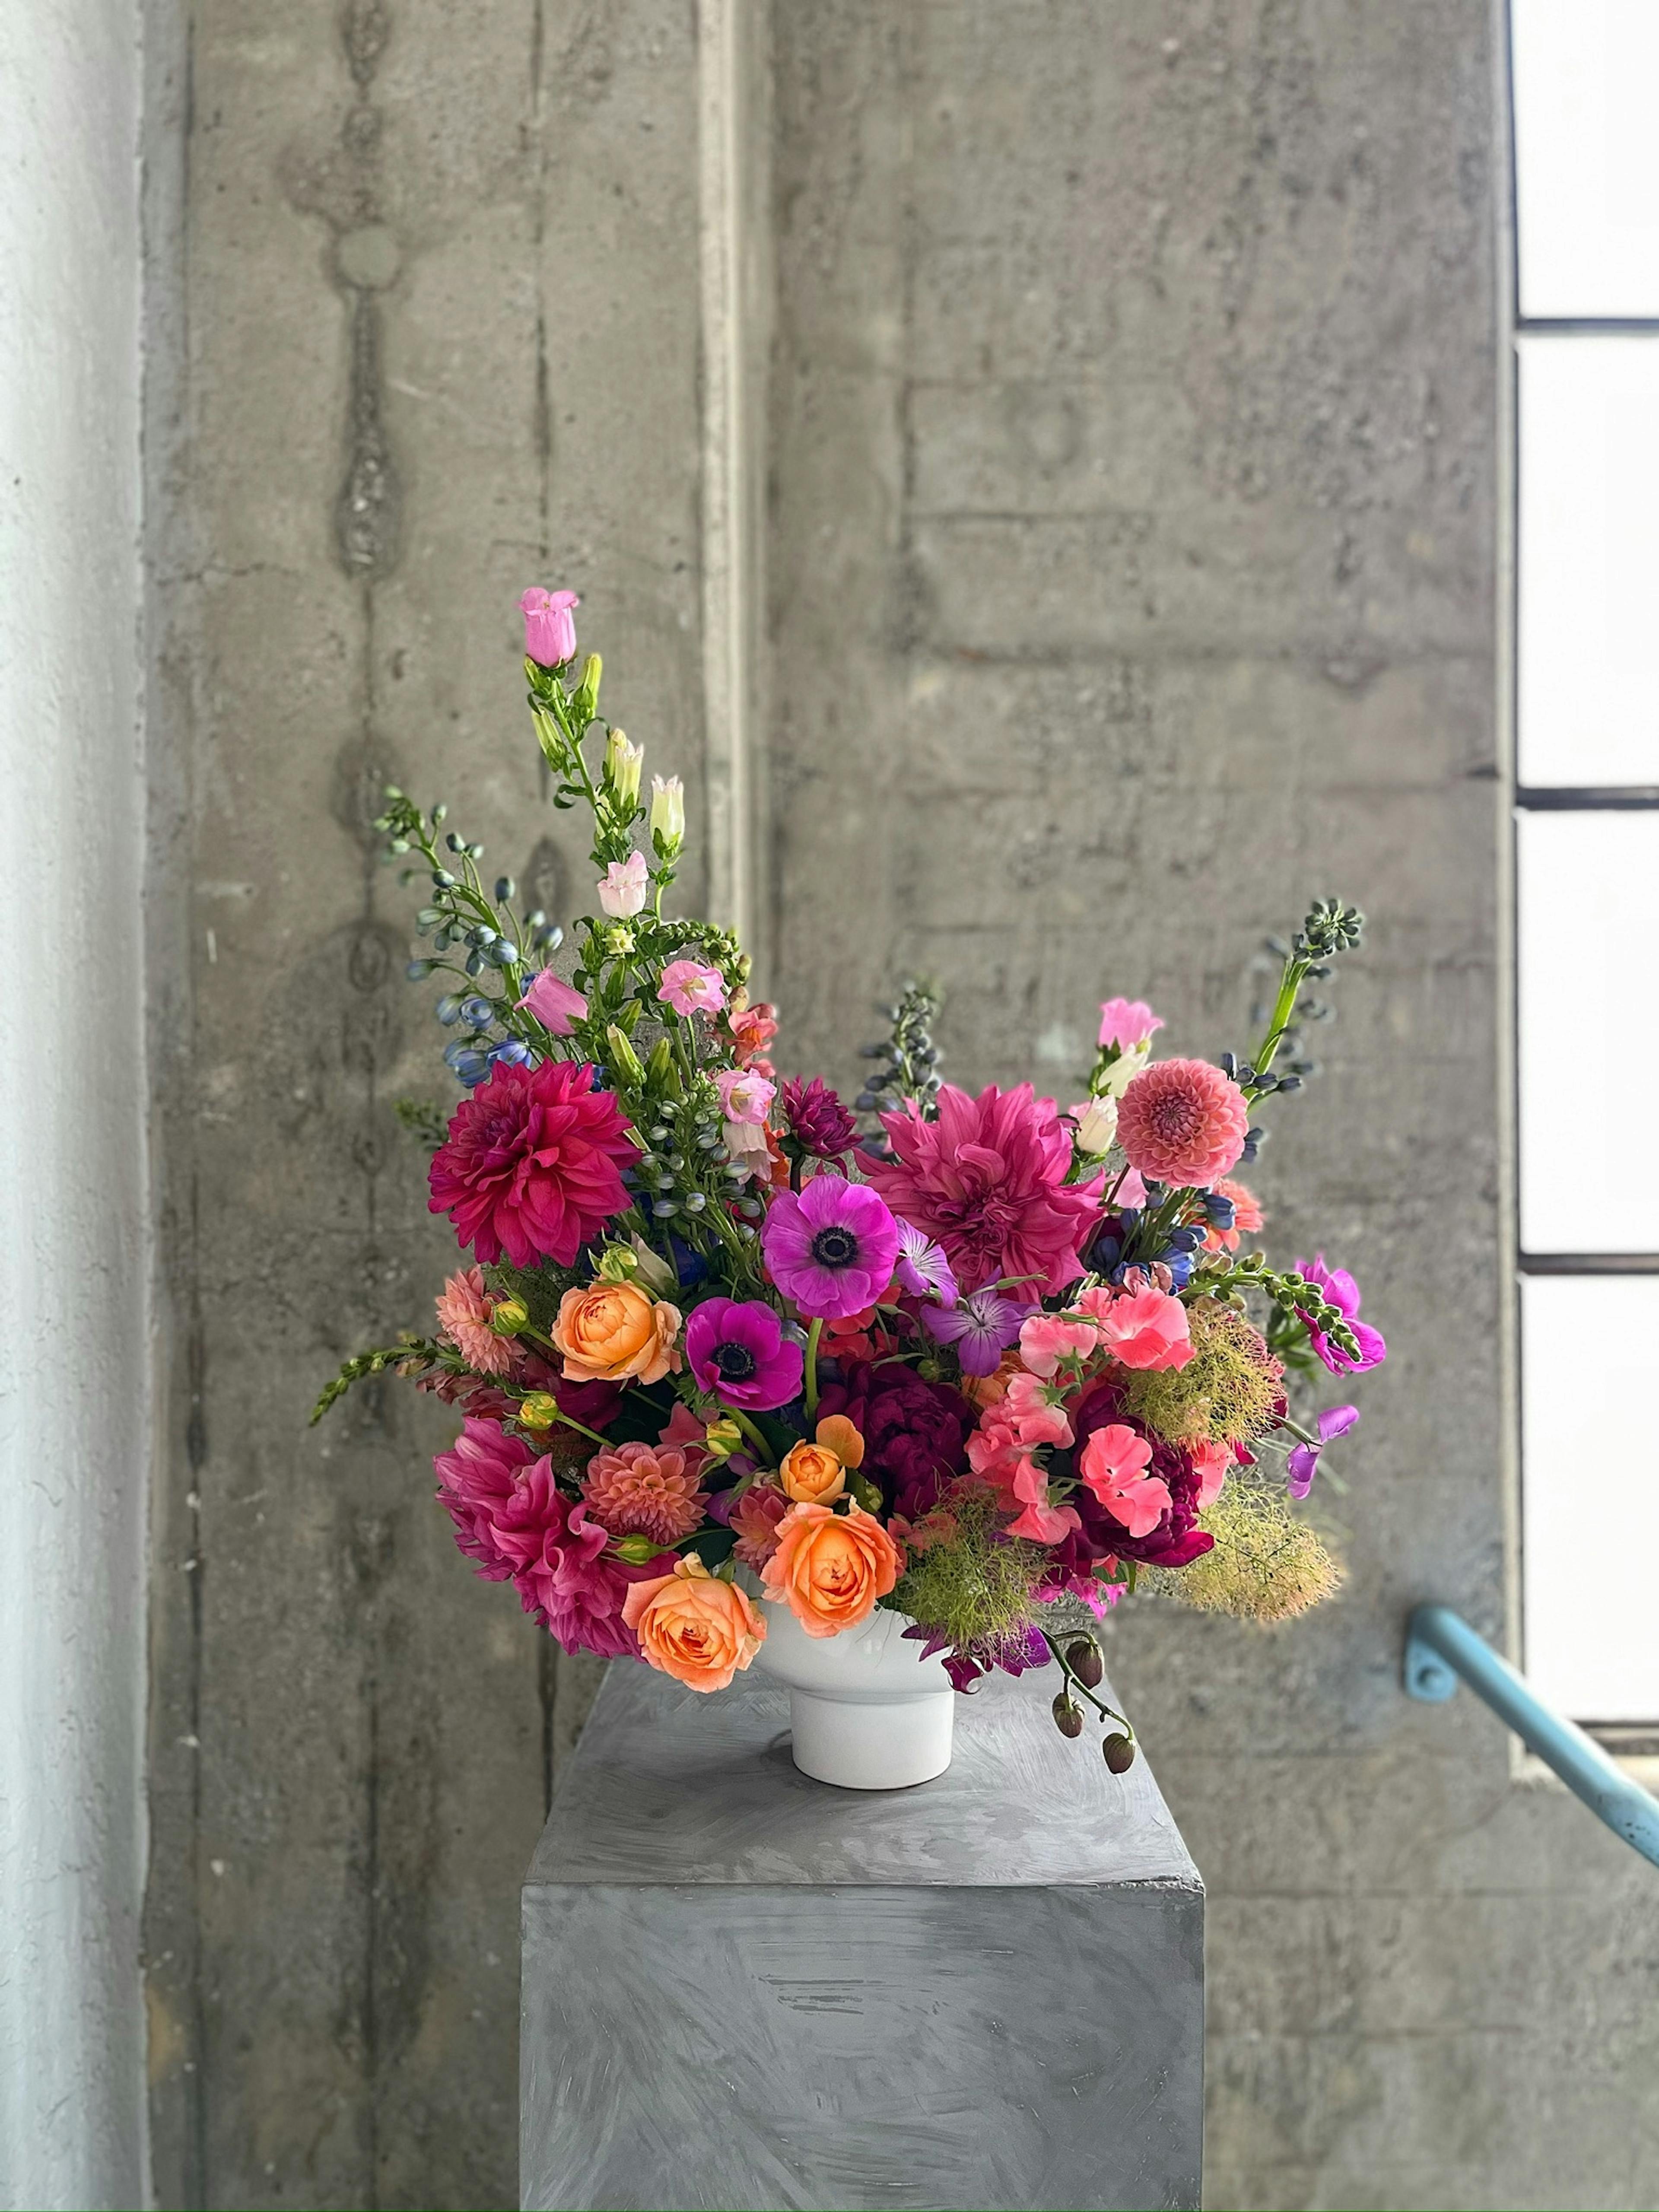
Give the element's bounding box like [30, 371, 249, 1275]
[752, 1602, 956, 1789]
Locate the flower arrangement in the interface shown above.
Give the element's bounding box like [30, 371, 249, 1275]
[315, 589, 1386, 1767]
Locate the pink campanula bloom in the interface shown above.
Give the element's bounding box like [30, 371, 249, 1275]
[1018, 1311, 1099, 1379]
[597, 851, 648, 917]
[684, 1297, 804, 1411]
[1286, 1404, 1359, 1499]
[1291, 1255, 1387, 1376]
[862, 1081, 1106, 1297]
[520, 586, 579, 667]
[658, 959, 726, 1018]
[762, 1175, 900, 1321]
[1078, 1283, 1194, 1371]
[434, 1265, 515, 1376]
[1098, 998, 1164, 1052]
[517, 968, 588, 1037]
[1116, 1057, 1249, 1189]
[715, 1067, 775, 1125]
[429, 1058, 636, 1269]
[1079, 1422, 1172, 1540]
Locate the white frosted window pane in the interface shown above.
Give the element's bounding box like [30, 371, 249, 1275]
[1518, 338, 1659, 788]
[1518, 812, 1659, 1252]
[1513, 0, 1659, 318]
[1523, 1275, 1659, 1719]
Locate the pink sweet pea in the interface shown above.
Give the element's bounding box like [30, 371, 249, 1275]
[716, 1068, 775, 1125]
[1018, 1312, 1099, 1379]
[517, 969, 587, 1036]
[597, 851, 648, 917]
[1098, 998, 1163, 1051]
[520, 587, 579, 667]
[1007, 1496, 1084, 1545]
[1080, 1283, 1194, 1371]
[658, 960, 726, 1018]
[1003, 1370, 1074, 1449]
[1187, 1438, 1231, 1510]
[1079, 1422, 1172, 1539]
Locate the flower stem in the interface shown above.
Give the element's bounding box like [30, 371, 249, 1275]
[803, 1316, 824, 1417]
[727, 1408, 777, 1466]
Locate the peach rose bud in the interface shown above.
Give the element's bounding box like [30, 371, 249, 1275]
[779, 1440, 847, 1505]
[622, 1555, 766, 1692]
[760, 1500, 903, 1639]
[551, 1281, 681, 1386]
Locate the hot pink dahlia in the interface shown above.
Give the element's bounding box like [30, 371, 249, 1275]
[433, 1417, 541, 1578]
[581, 1440, 709, 1547]
[434, 1265, 514, 1375]
[1116, 1058, 1248, 1189]
[429, 1059, 637, 1268]
[861, 1082, 1105, 1298]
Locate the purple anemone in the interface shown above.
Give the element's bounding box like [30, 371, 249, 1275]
[684, 1297, 804, 1411]
[760, 1174, 900, 1320]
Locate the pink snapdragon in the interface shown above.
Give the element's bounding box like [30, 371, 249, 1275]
[597, 851, 648, 917]
[1098, 998, 1163, 1052]
[517, 969, 587, 1036]
[657, 960, 726, 1018]
[520, 587, 579, 667]
[1078, 1283, 1194, 1370]
[1079, 1422, 1171, 1539]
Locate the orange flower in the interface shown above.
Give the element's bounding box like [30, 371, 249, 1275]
[551, 1281, 680, 1385]
[960, 1348, 1023, 1409]
[779, 1414, 867, 1504]
[761, 1500, 903, 1638]
[622, 1555, 766, 1691]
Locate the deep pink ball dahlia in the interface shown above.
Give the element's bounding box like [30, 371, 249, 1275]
[1116, 1058, 1248, 1189]
[428, 1059, 636, 1268]
[860, 1082, 1104, 1297]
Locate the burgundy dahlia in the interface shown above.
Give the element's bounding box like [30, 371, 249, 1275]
[779, 1075, 858, 1160]
[428, 1059, 636, 1269]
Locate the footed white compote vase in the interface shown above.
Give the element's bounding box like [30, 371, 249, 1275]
[752, 1602, 956, 1789]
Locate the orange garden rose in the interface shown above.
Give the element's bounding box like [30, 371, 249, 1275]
[551, 1281, 680, 1385]
[622, 1555, 766, 1691]
[779, 1414, 867, 1503]
[761, 1500, 903, 1638]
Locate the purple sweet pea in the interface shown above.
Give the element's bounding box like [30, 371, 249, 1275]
[1286, 1404, 1360, 1500]
[921, 1285, 1025, 1376]
[1292, 1253, 1387, 1376]
[893, 1217, 958, 1306]
[684, 1297, 804, 1411]
[760, 1174, 900, 1320]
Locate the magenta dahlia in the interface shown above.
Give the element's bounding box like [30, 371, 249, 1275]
[428, 1059, 636, 1268]
[860, 1082, 1104, 1297]
[779, 1075, 857, 1160]
[1116, 1057, 1248, 1189]
[433, 1417, 540, 1578]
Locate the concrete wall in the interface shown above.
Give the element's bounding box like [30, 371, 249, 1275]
[0, 4, 149, 2208]
[140, 3, 1659, 2209]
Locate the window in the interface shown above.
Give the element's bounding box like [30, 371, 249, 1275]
[1512, 0, 1659, 1727]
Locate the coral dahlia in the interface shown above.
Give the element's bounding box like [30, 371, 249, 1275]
[1116, 1058, 1249, 1189]
[428, 1059, 636, 1269]
[581, 1440, 709, 1547]
[861, 1082, 1105, 1297]
[434, 1266, 514, 1375]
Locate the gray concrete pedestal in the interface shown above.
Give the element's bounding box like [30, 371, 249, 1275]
[521, 1657, 1204, 2211]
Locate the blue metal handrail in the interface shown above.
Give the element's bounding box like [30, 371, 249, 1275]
[1404, 1603, 1659, 1866]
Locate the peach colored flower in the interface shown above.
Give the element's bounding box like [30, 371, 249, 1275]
[551, 1281, 681, 1385]
[1202, 1177, 1265, 1254]
[1187, 1438, 1231, 1510]
[581, 1440, 709, 1546]
[622, 1555, 766, 1691]
[1078, 1283, 1194, 1372]
[435, 1266, 514, 1376]
[813, 1414, 865, 1468]
[761, 1500, 903, 1638]
[1117, 1057, 1248, 1189]
[961, 1350, 1024, 1409]
[730, 1481, 790, 1569]
[779, 1440, 847, 1505]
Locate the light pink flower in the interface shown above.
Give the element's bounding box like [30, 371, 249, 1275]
[1112, 1167, 1149, 1211]
[433, 1417, 540, 1575]
[1079, 1422, 1171, 1539]
[597, 851, 648, 917]
[1018, 1312, 1099, 1379]
[1098, 998, 1163, 1052]
[1187, 1438, 1230, 1510]
[1116, 1057, 1249, 1189]
[517, 969, 587, 1036]
[581, 1440, 709, 1547]
[520, 586, 579, 667]
[1202, 1176, 1265, 1254]
[730, 1481, 790, 1570]
[657, 960, 726, 1018]
[434, 1266, 514, 1375]
[716, 1068, 775, 1125]
[861, 1082, 1105, 1298]
[1079, 1284, 1194, 1371]
[1006, 1495, 1084, 1545]
[1003, 1369, 1073, 1448]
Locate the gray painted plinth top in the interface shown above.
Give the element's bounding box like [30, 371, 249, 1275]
[528, 1656, 1201, 1890]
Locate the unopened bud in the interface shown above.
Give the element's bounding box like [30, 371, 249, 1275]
[649, 773, 685, 854]
[490, 1297, 529, 1335]
[573, 653, 603, 720]
[1103, 1732, 1136, 1773]
[604, 727, 643, 805]
[607, 1024, 644, 1083]
[703, 1416, 744, 1460]
[1065, 1639, 1104, 1690]
[518, 1392, 559, 1431]
[1052, 1694, 1084, 1740]
[609, 1533, 661, 1565]
[1072, 1094, 1118, 1157]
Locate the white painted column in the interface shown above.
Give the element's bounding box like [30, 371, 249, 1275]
[0, 3, 149, 2205]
